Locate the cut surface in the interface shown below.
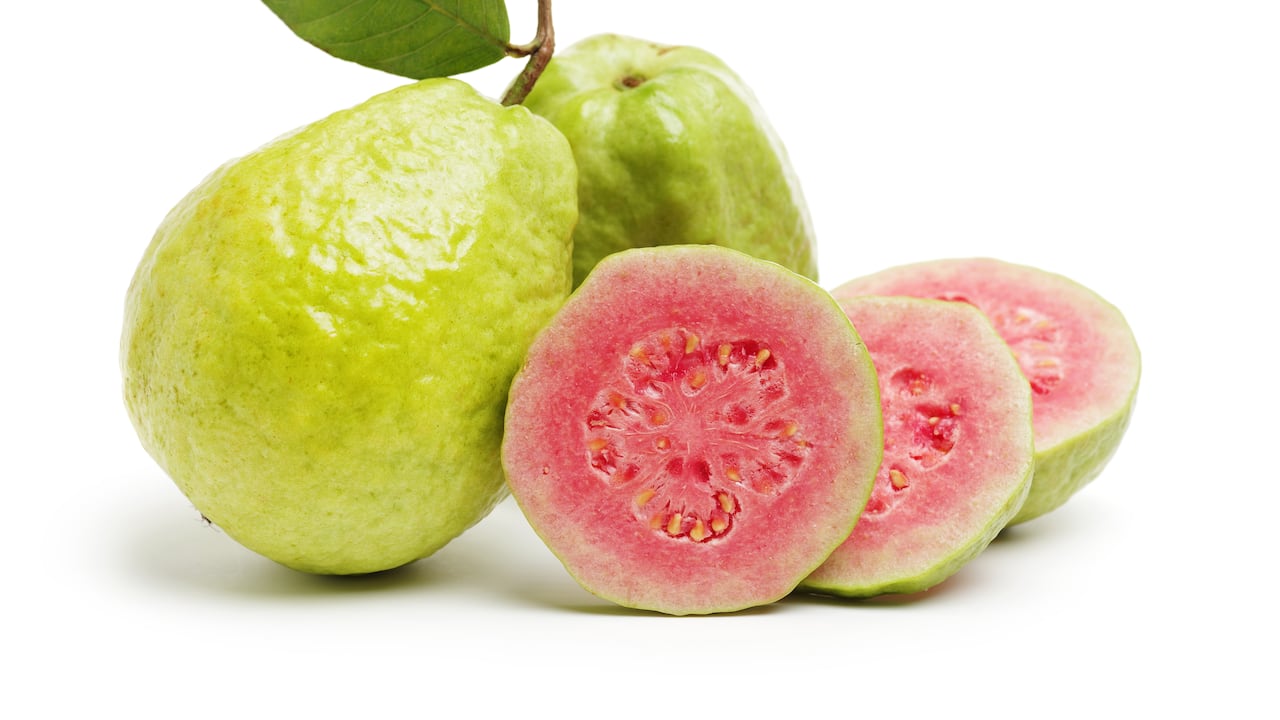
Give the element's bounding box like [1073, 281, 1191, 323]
[833, 258, 1140, 524]
[587, 330, 813, 543]
[503, 246, 882, 615]
[802, 297, 1033, 597]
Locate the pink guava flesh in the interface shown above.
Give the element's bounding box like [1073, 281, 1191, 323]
[802, 296, 1034, 597]
[503, 246, 882, 615]
[833, 258, 1140, 523]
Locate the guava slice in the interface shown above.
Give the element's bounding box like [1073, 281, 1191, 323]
[833, 258, 1141, 524]
[801, 296, 1034, 597]
[502, 246, 882, 615]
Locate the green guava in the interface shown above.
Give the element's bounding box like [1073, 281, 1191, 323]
[121, 78, 578, 575]
[501, 245, 882, 615]
[801, 296, 1034, 597]
[520, 33, 818, 287]
[833, 258, 1141, 525]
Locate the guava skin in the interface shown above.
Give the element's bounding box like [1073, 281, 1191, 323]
[122, 78, 577, 575]
[521, 33, 818, 288]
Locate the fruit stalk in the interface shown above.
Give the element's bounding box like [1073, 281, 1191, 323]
[502, 0, 556, 106]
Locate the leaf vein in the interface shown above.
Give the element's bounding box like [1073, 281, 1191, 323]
[418, 0, 508, 49]
[323, 5, 434, 48]
[368, 25, 473, 66]
[292, 0, 367, 29]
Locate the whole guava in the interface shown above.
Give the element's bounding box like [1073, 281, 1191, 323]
[122, 78, 577, 574]
[521, 33, 817, 287]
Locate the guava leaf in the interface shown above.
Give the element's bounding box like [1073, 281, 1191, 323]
[262, 0, 511, 79]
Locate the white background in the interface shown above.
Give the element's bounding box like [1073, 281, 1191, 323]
[4, 1, 1276, 716]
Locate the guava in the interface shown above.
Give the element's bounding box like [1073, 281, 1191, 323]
[121, 78, 578, 575]
[501, 245, 882, 615]
[801, 296, 1034, 597]
[833, 258, 1141, 525]
[520, 33, 818, 287]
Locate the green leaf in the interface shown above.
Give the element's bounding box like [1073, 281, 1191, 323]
[262, 0, 511, 79]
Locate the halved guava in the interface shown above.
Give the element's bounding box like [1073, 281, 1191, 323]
[800, 296, 1034, 597]
[502, 246, 883, 615]
[833, 258, 1141, 524]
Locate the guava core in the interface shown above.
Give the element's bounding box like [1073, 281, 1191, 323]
[833, 258, 1140, 524]
[521, 33, 818, 287]
[802, 296, 1034, 597]
[502, 246, 882, 615]
[121, 78, 578, 574]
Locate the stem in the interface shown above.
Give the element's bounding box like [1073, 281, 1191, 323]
[501, 0, 555, 106]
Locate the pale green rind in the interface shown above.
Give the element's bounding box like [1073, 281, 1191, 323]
[1013, 382, 1138, 523]
[522, 33, 817, 287]
[122, 78, 577, 574]
[802, 465, 1032, 598]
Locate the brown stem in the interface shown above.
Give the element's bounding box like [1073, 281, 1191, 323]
[501, 0, 555, 106]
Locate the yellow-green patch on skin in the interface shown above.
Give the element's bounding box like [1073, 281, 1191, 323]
[122, 78, 577, 574]
[523, 33, 817, 287]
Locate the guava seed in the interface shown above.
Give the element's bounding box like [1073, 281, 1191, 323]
[864, 366, 965, 515]
[582, 327, 810, 542]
